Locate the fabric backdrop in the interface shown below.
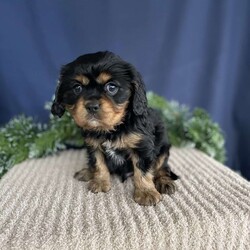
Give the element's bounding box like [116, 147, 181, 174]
[0, 0, 249, 179]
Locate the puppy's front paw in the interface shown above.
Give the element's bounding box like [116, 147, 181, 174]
[88, 179, 111, 193]
[74, 168, 93, 182]
[134, 188, 162, 206]
[154, 176, 177, 195]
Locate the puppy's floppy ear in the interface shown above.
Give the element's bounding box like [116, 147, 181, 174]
[51, 81, 65, 118]
[132, 72, 148, 116]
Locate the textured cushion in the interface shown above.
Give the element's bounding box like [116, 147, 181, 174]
[0, 148, 249, 250]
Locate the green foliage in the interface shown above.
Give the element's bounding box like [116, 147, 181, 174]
[29, 103, 83, 158]
[0, 116, 40, 178]
[147, 92, 226, 162]
[0, 103, 83, 178]
[186, 108, 226, 162]
[0, 92, 226, 179]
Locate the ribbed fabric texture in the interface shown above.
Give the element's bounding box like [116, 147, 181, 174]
[0, 148, 249, 250]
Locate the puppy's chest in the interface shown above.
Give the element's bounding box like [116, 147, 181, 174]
[102, 140, 129, 165]
[85, 132, 141, 165]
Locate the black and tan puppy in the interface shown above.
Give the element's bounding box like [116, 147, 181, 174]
[51, 51, 178, 206]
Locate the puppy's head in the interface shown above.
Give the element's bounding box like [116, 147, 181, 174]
[51, 51, 147, 132]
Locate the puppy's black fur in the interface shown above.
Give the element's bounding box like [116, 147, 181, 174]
[52, 51, 178, 205]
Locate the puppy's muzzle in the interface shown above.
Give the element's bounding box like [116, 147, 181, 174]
[86, 100, 100, 114]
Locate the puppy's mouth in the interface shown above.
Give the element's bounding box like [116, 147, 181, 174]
[86, 114, 101, 128]
[84, 111, 120, 132]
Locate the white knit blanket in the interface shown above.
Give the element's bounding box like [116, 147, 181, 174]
[0, 148, 249, 250]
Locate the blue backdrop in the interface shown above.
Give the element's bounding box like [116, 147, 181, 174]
[0, 1, 249, 180]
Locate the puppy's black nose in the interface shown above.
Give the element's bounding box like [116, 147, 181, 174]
[86, 101, 100, 113]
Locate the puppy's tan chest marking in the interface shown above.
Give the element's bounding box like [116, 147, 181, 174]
[102, 133, 142, 150]
[85, 133, 142, 150]
[85, 137, 103, 149]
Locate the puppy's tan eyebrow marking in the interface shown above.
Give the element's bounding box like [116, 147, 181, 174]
[96, 72, 112, 84]
[74, 75, 89, 85]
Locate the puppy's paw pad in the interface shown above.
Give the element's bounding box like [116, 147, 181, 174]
[74, 169, 93, 182]
[134, 189, 162, 206]
[88, 180, 111, 193]
[155, 177, 176, 195]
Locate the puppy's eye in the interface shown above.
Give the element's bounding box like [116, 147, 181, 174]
[73, 84, 82, 95]
[105, 82, 118, 96]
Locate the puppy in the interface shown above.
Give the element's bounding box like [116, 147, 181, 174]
[51, 51, 178, 206]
